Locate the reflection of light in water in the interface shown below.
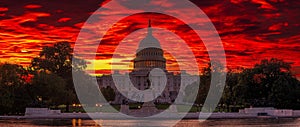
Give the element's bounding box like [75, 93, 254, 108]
[72, 119, 83, 127]
[94, 119, 206, 126]
[78, 119, 82, 126]
[0, 119, 299, 126]
[72, 119, 103, 127]
[94, 119, 103, 126]
[72, 119, 76, 127]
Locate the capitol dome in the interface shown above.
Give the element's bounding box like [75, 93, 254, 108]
[137, 28, 161, 51]
[133, 20, 166, 71]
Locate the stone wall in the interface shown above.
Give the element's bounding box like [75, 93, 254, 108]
[239, 107, 293, 117]
[25, 108, 61, 116]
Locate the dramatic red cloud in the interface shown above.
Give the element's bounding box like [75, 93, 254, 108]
[0, 0, 299, 78]
[0, 7, 8, 12]
[90, 12, 207, 74]
[24, 4, 42, 9]
[58, 17, 71, 23]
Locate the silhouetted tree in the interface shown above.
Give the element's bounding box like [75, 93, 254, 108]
[100, 86, 116, 102]
[0, 63, 31, 114]
[233, 58, 300, 108]
[30, 72, 73, 107]
[184, 61, 225, 112]
[221, 71, 239, 111]
[30, 42, 87, 112]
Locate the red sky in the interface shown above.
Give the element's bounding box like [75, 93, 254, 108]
[0, 0, 299, 78]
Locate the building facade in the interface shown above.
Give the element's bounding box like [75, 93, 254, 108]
[97, 20, 198, 104]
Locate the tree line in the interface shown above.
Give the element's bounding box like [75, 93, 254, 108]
[0, 42, 299, 114]
[184, 58, 300, 111]
[0, 42, 87, 115]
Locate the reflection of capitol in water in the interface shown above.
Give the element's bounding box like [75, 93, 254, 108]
[97, 20, 198, 104]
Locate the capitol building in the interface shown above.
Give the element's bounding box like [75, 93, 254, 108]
[97, 21, 198, 104]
